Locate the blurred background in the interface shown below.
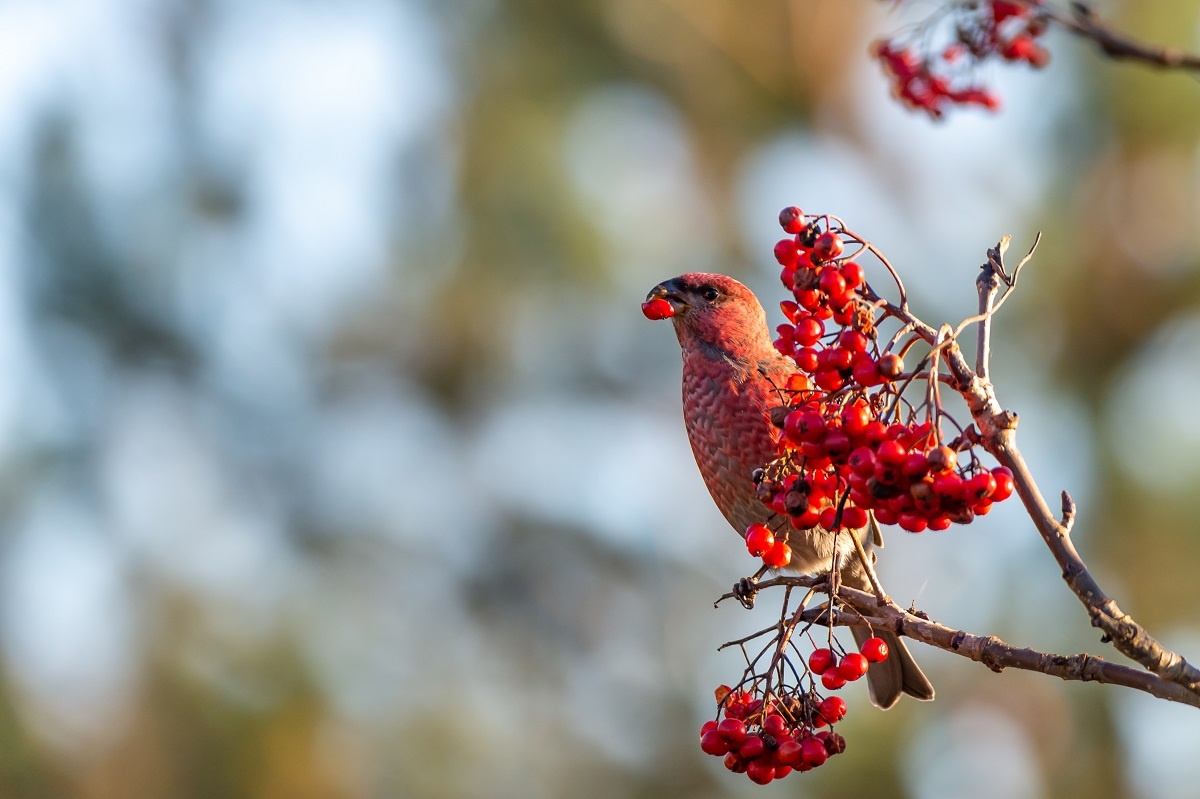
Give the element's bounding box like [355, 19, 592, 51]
[0, 0, 1199, 796]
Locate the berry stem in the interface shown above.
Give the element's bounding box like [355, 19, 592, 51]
[849, 520, 889, 605]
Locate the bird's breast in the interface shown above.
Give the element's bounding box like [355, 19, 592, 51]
[681, 352, 782, 535]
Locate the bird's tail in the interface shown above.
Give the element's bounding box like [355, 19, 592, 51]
[850, 625, 934, 709]
[839, 525, 934, 709]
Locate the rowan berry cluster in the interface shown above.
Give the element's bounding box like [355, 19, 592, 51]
[699, 635, 890, 784]
[874, 1, 1049, 118]
[742, 206, 1014, 568]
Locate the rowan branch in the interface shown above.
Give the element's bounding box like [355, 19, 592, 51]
[1043, 2, 1200, 72]
[865, 237, 1200, 696]
[719, 576, 1200, 708]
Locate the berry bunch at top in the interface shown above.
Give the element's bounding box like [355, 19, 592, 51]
[874, 0, 1049, 118]
[741, 206, 1014, 569]
[699, 635, 891, 785]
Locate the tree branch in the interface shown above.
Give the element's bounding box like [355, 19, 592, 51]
[720, 576, 1200, 708]
[1044, 2, 1200, 72]
[866, 241, 1200, 694]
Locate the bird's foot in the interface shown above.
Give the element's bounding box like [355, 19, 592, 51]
[733, 577, 759, 610]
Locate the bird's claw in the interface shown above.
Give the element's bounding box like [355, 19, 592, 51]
[733, 577, 759, 609]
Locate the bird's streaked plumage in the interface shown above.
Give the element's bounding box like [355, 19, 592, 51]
[647, 272, 934, 708]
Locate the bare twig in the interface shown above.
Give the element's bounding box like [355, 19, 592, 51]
[974, 238, 1006, 380]
[961, 233, 1041, 377]
[1042, 2, 1200, 72]
[850, 523, 889, 604]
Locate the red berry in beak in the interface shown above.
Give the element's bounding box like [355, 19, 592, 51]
[641, 297, 675, 320]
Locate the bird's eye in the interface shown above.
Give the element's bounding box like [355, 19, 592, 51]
[702, 286, 720, 302]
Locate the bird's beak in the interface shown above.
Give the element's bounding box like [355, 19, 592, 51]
[646, 279, 689, 312]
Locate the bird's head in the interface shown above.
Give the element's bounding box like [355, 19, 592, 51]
[644, 273, 772, 357]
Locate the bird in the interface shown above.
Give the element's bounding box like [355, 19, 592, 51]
[644, 272, 934, 709]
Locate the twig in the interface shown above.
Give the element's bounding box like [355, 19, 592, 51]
[850, 521, 889, 604]
[1042, 2, 1200, 72]
[974, 238, 1006, 380]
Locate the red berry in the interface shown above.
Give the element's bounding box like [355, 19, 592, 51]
[848, 446, 876, 478]
[701, 730, 730, 756]
[818, 269, 847, 297]
[837, 329, 869, 352]
[837, 652, 869, 681]
[800, 737, 828, 767]
[841, 261, 865, 289]
[779, 206, 806, 234]
[927, 445, 958, 473]
[967, 471, 997, 500]
[862, 420, 888, 445]
[821, 670, 847, 690]
[701, 720, 718, 737]
[877, 352, 904, 379]
[776, 739, 803, 766]
[814, 370, 844, 391]
[762, 541, 792, 568]
[852, 357, 880, 387]
[898, 512, 928, 533]
[794, 316, 825, 346]
[841, 506, 869, 529]
[860, 636, 889, 663]
[792, 508, 821, 529]
[877, 440, 907, 467]
[932, 472, 965, 501]
[821, 347, 853, 371]
[785, 373, 812, 392]
[991, 466, 1015, 501]
[746, 760, 775, 784]
[774, 765, 793, 780]
[808, 648, 835, 675]
[763, 714, 789, 737]
[740, 735, 766, 760]
[723, 752, 748, 773]
[813, 232, 844, 262]
[818, 696, 847, 724]
[774, 239, 799, 268]
[744, 523, 775, 557]
[903, 452, 931, 478]
[823, 431, 851, 461]
[794, 346, 819, 372]
[795, 287, 822, 311]
[928, 515, 952, 531]
[641, 298, 674, 320]
[717, 717, 748, 746]
[874, 459, 902, 487]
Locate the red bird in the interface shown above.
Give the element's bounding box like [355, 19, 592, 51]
[645, 272, 934, 709]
